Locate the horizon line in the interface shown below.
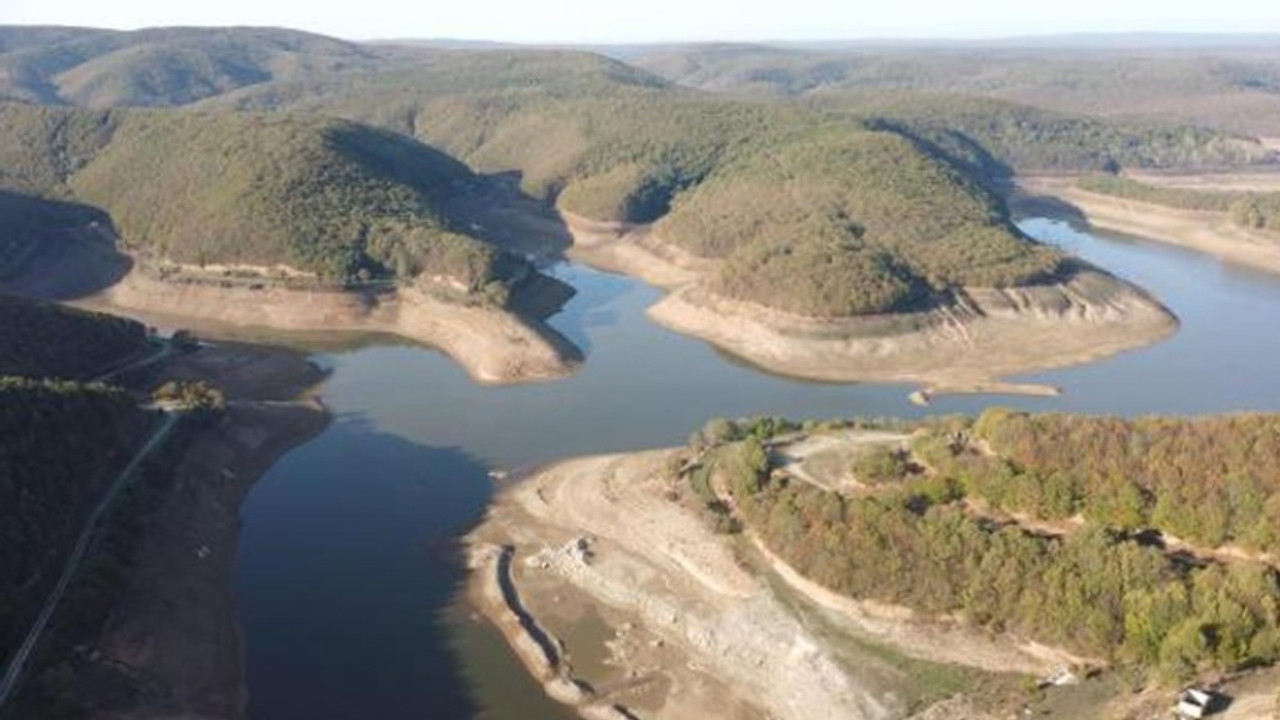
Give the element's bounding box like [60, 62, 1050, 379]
[5, 21, 1280, 46]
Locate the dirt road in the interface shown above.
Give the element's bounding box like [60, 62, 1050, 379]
[0, 412, 179, 709]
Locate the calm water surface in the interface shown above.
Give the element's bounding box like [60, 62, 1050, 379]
[235, 219, 1280, 719]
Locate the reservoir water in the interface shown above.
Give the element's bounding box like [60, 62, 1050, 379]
[235, 218, 1280, 719]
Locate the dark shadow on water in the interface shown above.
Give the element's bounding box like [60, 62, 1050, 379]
[237, 415, 496, 720]
[543, 264, 637, 357]
[1007, 190, 1091, 228]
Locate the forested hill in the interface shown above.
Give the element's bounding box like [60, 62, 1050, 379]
[0, 295, 149, 380]
[201, 52, 1066, 316]
[631, 43, 1280, 136]
[0, 279, 159, 678]
[0, 26, 382, 108]
[0, 378, 153, 667]
[0, 102, 532, 297]
[700, 411, 1280, 684]
[0, 26, 1269, 317]
[836, 94, 1273, 181]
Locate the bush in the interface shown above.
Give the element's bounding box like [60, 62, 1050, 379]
[152, 380, 226, 414]
[852, 445, 911, 485]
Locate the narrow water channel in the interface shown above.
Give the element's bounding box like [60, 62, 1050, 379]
[236, 218, 1280, 719]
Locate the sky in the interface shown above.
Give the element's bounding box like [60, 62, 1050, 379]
[4, 0, 1280, 43]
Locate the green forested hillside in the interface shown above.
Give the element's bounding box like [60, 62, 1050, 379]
[701, 412, 1280, 682]
[658, 125, 1060, 314]
[633, 44, 1280, 136]
[0, 26, 382, 108]
[202, 53, 1063, 315]
[0, 378, 153, 661]
[0, 295, 149, 379]
[0, 105, 119, 197]
[3, 29, 1270, 316]
[0, 103, 530, 295]
[840, 94, 1273, 179]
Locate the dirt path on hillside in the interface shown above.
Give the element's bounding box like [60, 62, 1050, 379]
[26, 343, 331, 720]
[772, 431, 908, 493]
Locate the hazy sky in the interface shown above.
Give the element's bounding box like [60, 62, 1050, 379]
[4, 0, 1280, 42]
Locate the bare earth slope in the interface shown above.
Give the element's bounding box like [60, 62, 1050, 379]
[77, 272, 578, 385]
[1016, 176, 1280, 276]
[472, 451, 1072, 720]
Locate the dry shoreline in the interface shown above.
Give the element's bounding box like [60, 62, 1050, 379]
[472, 440, 1280, 720]
[1015, 175, 1280, 276]
[74, 269, 580, 386]
[469, 449, 1069, 720]
[562, 211, 1178, 399]
[470, 450, 887, 720]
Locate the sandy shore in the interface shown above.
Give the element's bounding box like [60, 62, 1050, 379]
[562, 212, 1176, 399]
[469, 448, 1092, 720]
[1016, 176, 1280, 276]
[76, 270, 581, 385]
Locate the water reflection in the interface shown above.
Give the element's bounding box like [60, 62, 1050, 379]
[237, 416, 500, 720]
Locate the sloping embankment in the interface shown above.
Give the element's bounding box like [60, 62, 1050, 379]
[1015, 176, 1280, 277]
[563, 212, 1176, 397]
[81, 271, 580, 385]
[472, 450, 1088, 720]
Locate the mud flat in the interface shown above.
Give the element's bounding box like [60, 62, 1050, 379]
[1016, 176, 1280, 276]
[563, 213, 1176, 399]
[79, 270, 580, 385]
[469, 450, 1082, 720]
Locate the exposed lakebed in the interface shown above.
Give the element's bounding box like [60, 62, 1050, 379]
[235, 218, 1280, 719]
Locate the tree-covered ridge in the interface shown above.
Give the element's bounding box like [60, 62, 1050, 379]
[658, 125, 1060, 314]
[202, 54, 1065, 316]
[0, 104, 119, 198]
[1076, 174, 1280, 236]
[839, 94, 1274, 180]
[0, 295, 149, 380]
[0, 103, 530, 295]
[632, 44, 1280, 136]
[0, 32, 1252, 316]
[0, 26, 381, 108]
[699, 412, 1280, 682]
[0, 378, 152, 661]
